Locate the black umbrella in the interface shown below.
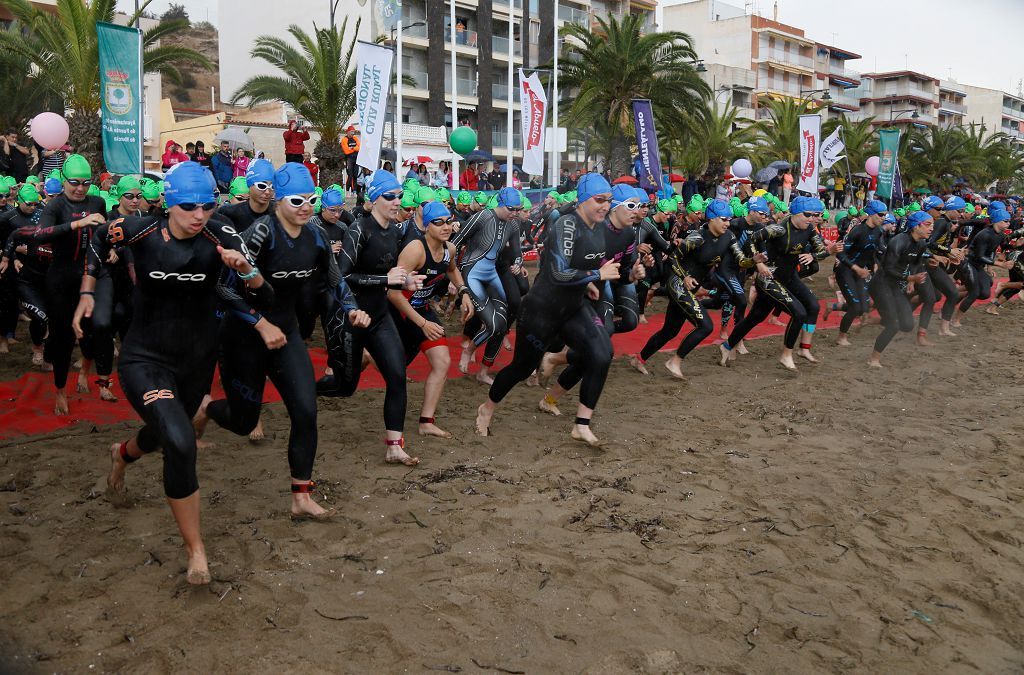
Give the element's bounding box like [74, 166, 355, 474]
[754, 167, 778, 183]
[463, 149, 496, 163]
[379, 147, 397, 161]
[768, 160, 793, 171]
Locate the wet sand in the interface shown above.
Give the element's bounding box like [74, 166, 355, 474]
[1, 285, 1023, 673]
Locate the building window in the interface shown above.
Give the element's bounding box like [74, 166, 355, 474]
[402, 107, 412, 124]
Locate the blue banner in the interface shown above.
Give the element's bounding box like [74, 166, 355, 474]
[631, 99, 662, 193]
[97, 22, 143, 174]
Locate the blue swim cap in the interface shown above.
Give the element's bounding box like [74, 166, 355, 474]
[164, 161, 217, 207]
[882, 213, 897, 225]
[746, 196, 769, 213]
[788, 196, 806, 214]
[321, 188, 344, 208]
[367, 169, 402, 203]
[922, 195, 943, 210]
[44, 177, 63, 195]
[864, 199, 888, 216]
[906, 211, 933, 229]
[496, 186, 522, 208]
[705, 199, 732, 220]
[803, 197, 825, 213]
[245, 159, 275, 187]
[944, 195, 966, 211]
[990, 200, 1006, 211]
[611, 184, 638, 209]
[990, 209, 1010, 224]
[576, 173, 612, 205]
[422, 201, 451, 223]
[632, 187, 649, 202]
[273, 162, 315, 199]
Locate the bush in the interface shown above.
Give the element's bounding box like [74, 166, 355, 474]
[192, 21, 215, 32]
[160, 3, 189, 24]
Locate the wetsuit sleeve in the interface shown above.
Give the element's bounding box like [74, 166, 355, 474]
[86, 217, 156, 277]
[809, 227, 830, 261]
[882, 235, 910, 282]
[745, 223, 783, 258]
[211, 219, 275, 323]
[639, 219, 672, 252]
[970, 229, 998, 265]
[545, 215, 600, 286]
[311, 223, 358, 313]
[835, 224, 863, 268]
[507, 219, 523, 268]
[19, 199, 73, 242]
[727, 232, 755, 269]
[927, 220, 952, 256]
[450, 209, 485, 249]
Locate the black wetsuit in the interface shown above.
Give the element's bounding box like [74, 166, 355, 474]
[21, 194, 107, 390]
[88, 216, 268, 498]
[925, 215, 960, 322]
[636, 215, 673, 314]
[317, 213, 408, 434]
[208, 215, 351, 482]
[2, 210, 49, 347]
[218, 200, 274, 231]
[713, 215, 763, 327]
[641, 225, 753, 362]
[869, 231, 929, 352]
[958, 226, 1004, 313]
[834, 221, 881, 333]
[489, 210, 611, 411]
[725, 217, 830, 350]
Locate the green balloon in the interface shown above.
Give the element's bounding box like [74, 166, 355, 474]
[449, 127, 478, 156]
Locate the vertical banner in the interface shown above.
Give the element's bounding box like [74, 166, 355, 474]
[891, 159, 905, 203]
[631, 99, 662, 193]
[876, 128, 901, 200]
[354, 41, 395, 171]
[519, 69, 547, 177]
[797, 114, 821, 194]
[97, 22, 143, 175]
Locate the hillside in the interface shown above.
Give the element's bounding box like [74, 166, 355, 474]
[163, 23, 244, 113]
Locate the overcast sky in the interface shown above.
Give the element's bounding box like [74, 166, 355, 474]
[663, 0, 1023, 93]
[122, 0, 1022, 94]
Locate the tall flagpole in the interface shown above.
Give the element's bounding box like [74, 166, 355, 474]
[396, 16, 403, 175]
[450, 0, 459, 191]
[506, 12, 514, 187]
[838, 125, 853, 209]
[550, 0, 559, 189]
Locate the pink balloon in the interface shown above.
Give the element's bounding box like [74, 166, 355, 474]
[29, 112, 70, 150]
[865, 155, 880, 177]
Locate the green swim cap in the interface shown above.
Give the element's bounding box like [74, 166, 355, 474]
[25, 175, 39, 185]
[104, 193, 119, 211]
[687, 195, 705, 213]
[436, 188, 452, 203]
[547, 191, 558, 199]
[848, 206, 859, 217]
[657, 198, 677, 213]
[114, 175, 141, 198]
[17, 183, 41, 203]
[908, 202, 921, 212]
[522, 196, 532, 210]
[141, 180, 162, 201]
[456, 191, 472, 205]
[62, 154, 92, 180]
[486, 195, 499, 209]
[895, 208, 906, 218]
[327, 183, 343, 193]
[403, 178, 420, 191]
[474, 191, 488, 205]
[567, 190, 578, 202]
[228, 176, 249, 197]
[48, 170, 64, 184]
[822, 209, 830, 222]
[314, 186, 324, 213]
[400, 191, 417, 209]
[965, 203, 976, 214]
[415, 186, 436, 206]
[87, 184, 100, 197]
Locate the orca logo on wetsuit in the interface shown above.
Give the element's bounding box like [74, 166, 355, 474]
[149, 271, 208, 281]
[271, 269, 314, 279]
[142, 389, 175, 405]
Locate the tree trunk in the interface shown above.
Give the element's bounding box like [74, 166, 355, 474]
[68, 107, 103, 175]
[608, 133, 632, 178]
[314, 137, 344, 189]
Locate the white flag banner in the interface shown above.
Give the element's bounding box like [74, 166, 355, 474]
[819, 126, 845, 170]
[519, 68, 547, 177]
[797, 114, 821, 194]
[354, 41, 394, 172]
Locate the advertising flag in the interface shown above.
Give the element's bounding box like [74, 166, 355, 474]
[354, 41, 395, 171]
[819, 126, 845, 170]
[97, 22, 144, 175]
[797, 114, 821, 194]
[518, 68, 547, 177]
[631, 99, 663, 193]
[876, 128, 901, 200]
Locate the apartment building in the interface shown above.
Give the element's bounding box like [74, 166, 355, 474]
[962, 84, 1024, 146]
[851, 71, 939, 127]
[937, 80, 968, 129]
[813, 43, 861, 119]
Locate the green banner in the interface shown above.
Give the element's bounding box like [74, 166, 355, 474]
[97, 22, 143, 175]
[876, 128, 900, 200]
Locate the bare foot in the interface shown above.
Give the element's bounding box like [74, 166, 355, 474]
[475, 369, 494, 386]
[0, 338, 8, 354]
[40, 361, 53, 372]
[985, 305, 1000, 316]
[99, 385, 118, 402]
[290, 491, 334, 521]
[718, 344, 733, 367]
[796, 348, 820, 364]
[735, 340, 749, 355]
[72, 358, 82, 370]
[938, 327, 957, 337]
[778, 354, 798, 371]
[916, 332, 932, 347]
[571, 424, 601, 447]
[458, 341, 476, 374]
[502, 336, 512, 351]
[106, 443, 131, 507]
[718, 329, 729, 341]
[639, 314, 648, 325]
[836, 334, 851, 347]
[186, 549, 211, 585]
[418, 421, 452, 438]
[474, 403, 492, 437]
[385, 440, 420, 466]
[628, 355, 650, 375]
[31, 349, 44, 367]
[76, 372, 90, 394]
[54, 390, 68, 416]
[768, 316, 785, 327]
[538, 397, 562, 416]
[664, 356, 686, 380]
[538, 352, 559, 386]
[525, 371, 539, 387]
[248, 419, 265, 443]
[822, 303, 832, 320]
[867, 358, 883, 369]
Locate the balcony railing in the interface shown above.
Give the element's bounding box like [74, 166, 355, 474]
[494, 0, 524, 7]
[444, 27, 479, 48]
[492, 83, 521, 101]
[558, 4, 590, 27]
[406, 69, 429, 90]
[1003, 106, 1024, 119]
[876, 83, 934, 101]
[491, 131, 523, 148]
[938, 100, 965, 114]
[402, 22, 428, 38]
[492, 35, 523, 57]
[759, 48, 813, 70]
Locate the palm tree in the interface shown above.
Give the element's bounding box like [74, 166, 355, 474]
[556, 14, 709, 176]
[0, 43, 65, 133]
[906, 125, 974, 190]
[231, 19, 359, 187]
[749, 97, 823, 166]
[0, 0, 212, 171]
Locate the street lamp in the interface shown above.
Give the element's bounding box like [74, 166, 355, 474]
[695, 60, 707, 73]
[889, 108, 921, 124]
[800, 88, 832, 101]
